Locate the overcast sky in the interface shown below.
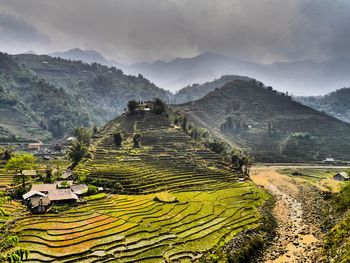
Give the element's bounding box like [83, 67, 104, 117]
[0, 0, 349, 64]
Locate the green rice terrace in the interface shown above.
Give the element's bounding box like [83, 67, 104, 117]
[3, 111, 269, 262]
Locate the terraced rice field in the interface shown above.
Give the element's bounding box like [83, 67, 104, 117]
[0, 169, 14, 191]
[77, 112, 238, 194]
[9, 112, 269, 262]
[14, 186, 267, 262]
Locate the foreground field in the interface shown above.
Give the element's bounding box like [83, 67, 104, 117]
[12, 185, 267, 262]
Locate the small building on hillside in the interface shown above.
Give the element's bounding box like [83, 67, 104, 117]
[28, 142, 43, 151]
[323, 158, 336, 164]
[22, 190, 50, 213]
[333, 172, 350, 181]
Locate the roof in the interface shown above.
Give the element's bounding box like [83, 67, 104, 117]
[335, 172, 350, 179]
[48, 189, 78, 201]
[29, 196, 50, 208]
[23, 190, 46, 200]
[31, 184, 57, 193]
[71, 184, 88, 195]
[60, 170, 73, 179]
[325, 158, 336, 162]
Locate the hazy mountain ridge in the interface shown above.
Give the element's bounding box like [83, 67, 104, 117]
[128, 53, 350, 95]
[296, 87, 350, 123]
[178, 79, 350, 162]
[46, 48, 350, 96]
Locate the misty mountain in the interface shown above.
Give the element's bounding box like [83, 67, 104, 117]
[177, 79, 350, 162]
[126, 52, 350, 95]
[296, 87, 350, 123]
[49, 48, 125, 69]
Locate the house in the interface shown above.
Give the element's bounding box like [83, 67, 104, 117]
[29, 196, 50, 213]
[71, 184, 88, 195]
[28, 142, 43, 151]
[22, 190, 50, 213]
[323, 158, 336, 164]
[48, 189, 78, 204]
[333, 172, 350, 181]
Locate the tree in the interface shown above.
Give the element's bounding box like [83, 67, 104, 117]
[74, 127, 92, 146]
[1, 146, 13, 161]
[181, 116, 188, 132]
[133, 133, 141, 148]
[113, 132, 122, 146]
[127, 100, 138, 114]
[92, 125, 98, 135]
[68, 141, 88, 166]
[153, 98, 166, 115]
[6, 154, 36, 187]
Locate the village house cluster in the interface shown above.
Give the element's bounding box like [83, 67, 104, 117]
[22, 181, 88, 213]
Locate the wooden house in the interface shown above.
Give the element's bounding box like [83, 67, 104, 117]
[333, 172, 350, 181]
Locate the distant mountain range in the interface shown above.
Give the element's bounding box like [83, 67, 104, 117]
[47, 48, 350, 95]
[177, 79, 350, 162]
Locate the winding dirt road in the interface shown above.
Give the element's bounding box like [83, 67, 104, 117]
[251, 167, 324, 263]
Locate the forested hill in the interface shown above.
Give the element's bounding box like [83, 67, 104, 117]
[0, 52, 172, 141]
[0, 52, 90, 141]
[296, 88, 350, 123]
[178, 79, 350, 162]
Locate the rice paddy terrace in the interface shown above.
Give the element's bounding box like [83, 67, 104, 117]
[10, 111, 269, 262]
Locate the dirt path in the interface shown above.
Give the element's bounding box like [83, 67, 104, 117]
[251, 167, 324, 263]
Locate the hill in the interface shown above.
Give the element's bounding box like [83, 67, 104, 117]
[296, 87, 350, 123]
[174, 75, 253, 104]
[0, 52, 90, 141]
[126, 52, 350, 95]
[10, 110, 269, 262]
[177, 79, 350, 162]
[0, 53, 173, 141]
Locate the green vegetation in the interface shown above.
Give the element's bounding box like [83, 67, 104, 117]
[5, 154, 36, 188]
[0, 192, 29, 262]
[127, 100, 138, 114]
[324, 182, 350, 262]
[113, 132, 122, 146]
[152, 98, 166, 115]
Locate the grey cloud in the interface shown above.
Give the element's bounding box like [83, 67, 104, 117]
[0, 11, 51, 53]
[0, 0, 349, 63]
